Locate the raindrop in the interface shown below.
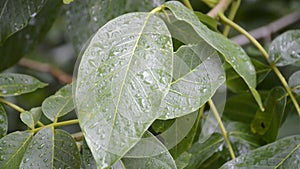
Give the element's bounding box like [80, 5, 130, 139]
[218, 75, 224, 80]
[0, 89, 7, 94]
[43, 158, 48, 162]
[37, 143, 45, 149]
[30, 12, 37, 18]
[23, 158, 29, 163]
[93, 17, 98, 22]
[1, 140, 6, 144]
[0, 155, 6, 161]
[39, 153, 44, 158]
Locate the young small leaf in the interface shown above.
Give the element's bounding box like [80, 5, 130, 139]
[20, 128, 81, 168]
[20, 107, 42, 129]
[220, 135, 300, 168]
[161, 1, 264, 111]
[289, 70, 300, 94]
[75, 12, 173, 168]
[0, 73, 47, 96]
[0, 104, 7, 138]
[251, 87, 286, 143]
[268, 30, 300, 66]
[42, 84, 74, 122]
[0, 131, 33, 169]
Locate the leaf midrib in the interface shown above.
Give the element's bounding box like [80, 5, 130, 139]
[106, 13, 153, 161]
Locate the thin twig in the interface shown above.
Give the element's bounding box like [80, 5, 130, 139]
[18, 58, 73, 84]
[207, 0, 233, 18]
[208, 99, 236, 159]
[231, 11, 300, 46]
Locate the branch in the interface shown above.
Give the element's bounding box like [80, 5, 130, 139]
[231, 11, 300, 46]
[18, 58, 72, 84]
[207, 0, 233, 18]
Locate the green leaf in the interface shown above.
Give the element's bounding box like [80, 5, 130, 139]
[220, 135, 300, 168]
[20, 128, 81, 168]
[162, 1, 264, 111]
[224, 92, 265, 124]
[0, 104, 7, 138]
[20, 107, 42, 129]
[169, 111, 201, 159]
[81, 140, 97, 169]
[42, 84, 74, 122]
[0, 73, 47, 96]
[0, 0, 47, 43]
[160, 43, 225, 119]
[175, 152, 192, 169]
[0, 131, 33, 169]
[268, 30, 300, 66]
[289, 70, 300, 94]
[251, 87, 287, 143]
[75, 12, 173, 168]
[0, 0, 62, 71]
[227, 122, 265, 156]
[194, 11, 218, 31]
[185, 133, 224, 169]
[66, 0, 164, 53]
[122, 131, 176, 169]
[226, 59, 271, 93]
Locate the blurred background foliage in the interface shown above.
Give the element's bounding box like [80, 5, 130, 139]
[3, 0, 300, 139]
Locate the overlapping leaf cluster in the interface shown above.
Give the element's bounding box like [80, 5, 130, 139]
[0, 0, 300, 169]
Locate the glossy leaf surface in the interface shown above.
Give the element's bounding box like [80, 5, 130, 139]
[0, 131, 33, 169]
[20, 128, 81, 168]
[160, 43, 224, 119]
[20, 107, 42, 129]
[0, 104, 7, 138]
[75, 12, 173, 168]
[220, 135, 300, 168]
[66, 0, 164, 53]
[42, 84, 74, 122]
[0, 73, 47, 96]
[0, 0, 47, 43]
[0, 0, 62, 71]
[268, 30, 300, 66]
[162, 1, 263, 111]
[289, 70, 300, 94]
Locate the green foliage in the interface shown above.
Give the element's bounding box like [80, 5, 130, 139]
[0, 73, 47, 97]
[0, 0, 300, 168]
[0, 0, 62, 71]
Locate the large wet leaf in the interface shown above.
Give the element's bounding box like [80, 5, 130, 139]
[66, 0, 164, 53]
[268, 30, 300, 66]
[251, 87, 286, 143]
[75, 12, 173, 168]
[0, 131, 33, 169]
[289, 70, 300, 95]
[20, 128, 81, 168]
[42, 84, 74, 122]
[0, 73, 47, 97]
[220, 135, 300, 168]
[122, 131, 176, 169]
[161, 1, 264, 111]
[0, 104, 7, 138]
[0, 0, 62, 71]
[159, 43, 225, 119]
[20, 107, 42, 129]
